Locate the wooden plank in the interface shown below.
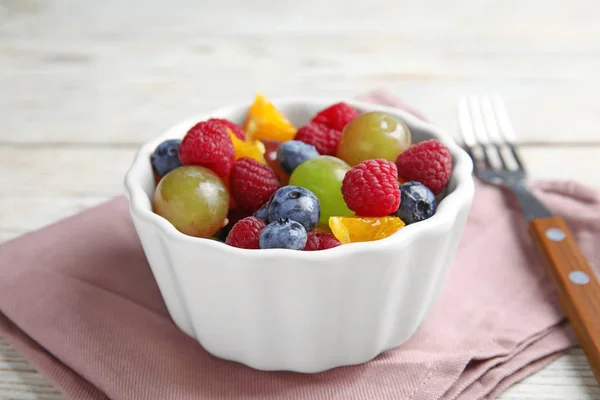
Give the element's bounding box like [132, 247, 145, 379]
[500, 349, 600, 399]
[3, 74, 600, 146]
[0, 231, 19, 243]
[2, 2, 600, 145]
[0, 196, 109, 233]
[0, 147, 135, 198]
[0, 338, 64, 399]
[2, 0, 598, 42]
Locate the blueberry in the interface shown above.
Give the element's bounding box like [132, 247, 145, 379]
[276, 140, 319, 174]
[254, 193, 276, 222]
[394, 181, 437, 224]
[253, 202, 270, 222]
[267, 186, 320, 231]
[151, 139, 182, 177]
[259, 218, 307, 250]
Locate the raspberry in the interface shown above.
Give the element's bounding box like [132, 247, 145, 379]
[178, 120, 235, 178]
[225, 217, 266, 249]
[311, 102, 359, 132]
[229, 158, 280, 212]
[208, 118, 245, 140]
[294, 122, 341, 156]
[395, 139, 452, 195]
[341, 159, 400, 217]
[304, 231, 341, 251]
[295, 103, 358, 156]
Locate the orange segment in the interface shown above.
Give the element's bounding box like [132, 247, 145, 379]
[228, 128, 266, 164]
[329, 216, 405, 244]
[243, 93, 297, 142]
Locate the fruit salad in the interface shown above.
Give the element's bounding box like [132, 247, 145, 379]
[150, 93, 453, 250]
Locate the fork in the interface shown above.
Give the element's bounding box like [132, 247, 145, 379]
[458, 95, 600, 382]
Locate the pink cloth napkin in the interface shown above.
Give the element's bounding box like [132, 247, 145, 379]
[2, 95, 600, 400]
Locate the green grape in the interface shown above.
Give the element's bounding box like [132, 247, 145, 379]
[336, 111, 411, 166]
[289, 156, 354, 224]
[153, 166, 229, 238]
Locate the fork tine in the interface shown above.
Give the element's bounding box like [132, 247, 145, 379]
[467, 96, 491, 145]
[469, 95, 509, 170]
[490, 95, 527, 172]
[458, 97, 477, 148]
[480, 95, 514, 171]
[458, 97, 489, 170]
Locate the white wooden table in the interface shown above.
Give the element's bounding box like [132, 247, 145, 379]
[1, 0, 599, 398]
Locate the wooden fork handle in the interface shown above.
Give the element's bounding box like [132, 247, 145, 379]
[529, 216, 600, 383]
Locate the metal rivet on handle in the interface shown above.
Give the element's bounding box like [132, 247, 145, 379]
[546, 228, 566, 242]
[569, 271, 590, 285]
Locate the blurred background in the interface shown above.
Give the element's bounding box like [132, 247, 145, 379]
[1, 0, 599, 397]
[2, 0, 599, 144]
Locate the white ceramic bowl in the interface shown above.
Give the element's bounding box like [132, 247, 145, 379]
[124, 98, 474, 373]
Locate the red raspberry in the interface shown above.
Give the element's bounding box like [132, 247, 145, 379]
[229, 158, 280, 212]
[178, 120, 235, 178]
[341, 159, 400, 217]
[304, 231, 341, 251]
[311, 102, 359, 132]
[225, 217, 266, 249]
[208, 118, 245, 140]
[294, 122, 341, 156]
[395, 139, 452, 195]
